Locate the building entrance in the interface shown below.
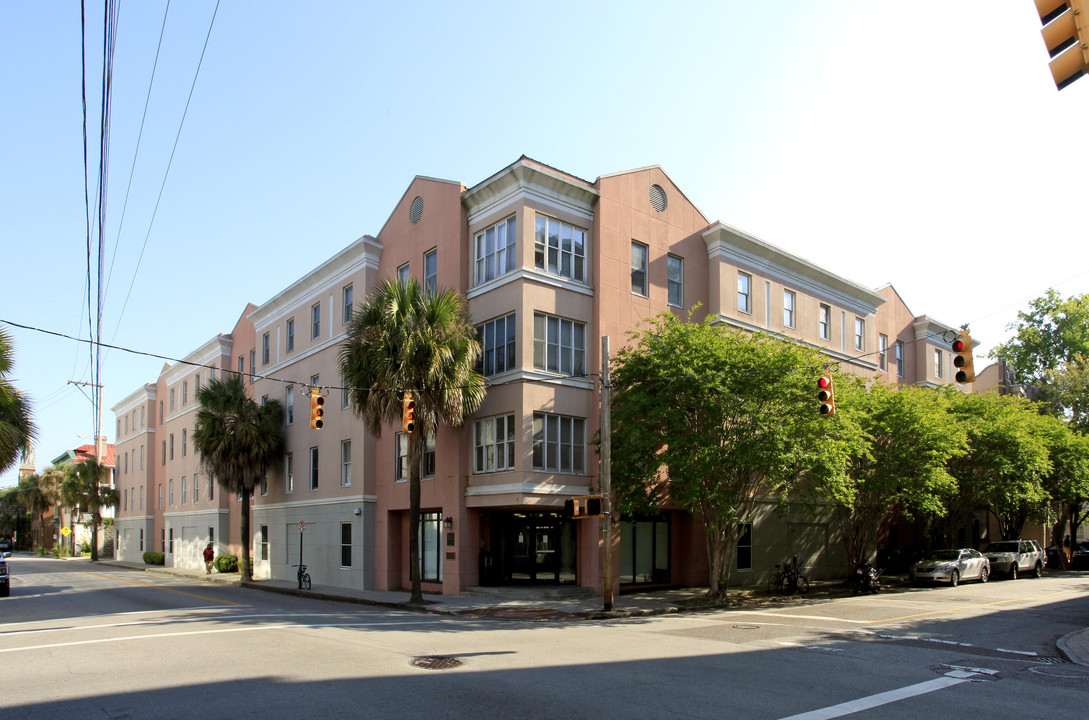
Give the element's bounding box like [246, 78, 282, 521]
[486, 511, 576, 585]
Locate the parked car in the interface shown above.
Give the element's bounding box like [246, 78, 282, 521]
[983, 539, 1044, 579]
[910, 548, 990, 586]
[0, 549, 10, 597]
[0, 538, 11, 553]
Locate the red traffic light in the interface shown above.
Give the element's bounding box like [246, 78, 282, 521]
[951, 331, 975, 384]
[817, 374, 835, 416]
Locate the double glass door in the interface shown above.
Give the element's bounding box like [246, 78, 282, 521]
[491, 512, 576, 584]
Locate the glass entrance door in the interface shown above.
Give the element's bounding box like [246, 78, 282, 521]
[491, 512, 576, 584]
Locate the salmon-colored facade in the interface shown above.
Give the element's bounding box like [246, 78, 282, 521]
[111, 157, 975, 596]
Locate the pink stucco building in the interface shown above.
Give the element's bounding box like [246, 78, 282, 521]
[112, 157, 970, 596]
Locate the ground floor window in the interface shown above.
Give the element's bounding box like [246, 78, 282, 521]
[620, 515, 670, 585]
[420, 512, 443, 582]
[259, 525, 269, 561]
[341, 522, 352, 568]
[736, 522, 752, 571]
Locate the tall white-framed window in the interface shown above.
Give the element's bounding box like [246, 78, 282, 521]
[285, 453, 294, 494]
[398, 263, 410, 285]
[182, 429, 187, 457]
[182, 381, 188, 406]
[473, 414, 516, 474]
[423, 433, 436, 478]
[667, 254, 683, 307]
[285, 385, 294, 425]
[738, 272, 752, 314]
[193, 473, 199, 504]
[262, 333, 270, 364]
[424, 249, 437, 294]
[476, 216, 517, 285]
[879, 334, 889, 371]
[818, 304, 831, 340]
[631, 241, 648, 296]
[342, 283, 353, 324]
[249, 349, 256, 383]
[341, 440, 351, 487]
[533, 413, 585, 474]
[737, 522, 753, 571]
[854, 317, 865, 352]
[419, 512, 443, 582]
[309, 447, 319, 490]
[395, 432, 436, 480]
[534, 313, 586, 376]
[181, 476, 187, 505]
[934, 349, 943, 378]
[478, 313, 516, 377]
[534, 215, 585, 282]
[895, 340, 905, 377]
[783, 290, 796, 328]
[169, 479, 174, 506]
[311, 303, 321, 339]
[286, 317, 295, 352]
[396, 433, 409, 481]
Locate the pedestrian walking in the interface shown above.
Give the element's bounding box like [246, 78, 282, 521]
[203, 543, 215, 574]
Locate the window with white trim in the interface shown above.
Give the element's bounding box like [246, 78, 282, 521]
[854, 317, 865, 352]
[879, 334, 888, 371]
[534, 215, 585, 282]
[424, 249, 437, 294]
[667, 254, 683, 307]
[285, 385, 294, 425]
[895, 340, 905, 377]
[738, 273, 752, 314]
[478, 313, 516, 377]
[475, 216, 517, 285]
[783, 290, 796, 328]
[341, 523, 352, 568]
[343, 283, 353, 324]
[631, 241, 648, 296]
[285, 453, 294, 494]
[534, 313, 585, 376]
[473, 414, 516, 474]
[262, 333, 270, 365]
[341, 439, 351, 487]
[818, 304, 831, 340]
[287, 318, 295, 352]
[309, 446, 319, 490]
[311, 303, 321, 339]
[532, 412, 585, 474]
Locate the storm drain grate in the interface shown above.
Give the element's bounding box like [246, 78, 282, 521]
[733, 625, 760, 630]
[1033, 656, 1069, 664]
[412, 656, 463, 671]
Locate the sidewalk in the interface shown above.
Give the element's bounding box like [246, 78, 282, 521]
[95, 559, 1089, 666]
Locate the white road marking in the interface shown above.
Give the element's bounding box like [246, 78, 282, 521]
[726, 610, 868, 624]
[0, 619, 447, 654]
[775, 672, 984, 720]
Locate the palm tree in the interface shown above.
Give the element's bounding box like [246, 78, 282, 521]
[339, 277, 485, 603]
[60, 457, 119, 560]
[193, 375, 284, 582]
[18, 467, 62, 549]
[0, 327, 36, 474]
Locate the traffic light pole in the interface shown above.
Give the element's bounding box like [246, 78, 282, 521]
[601, 336, 613, 612]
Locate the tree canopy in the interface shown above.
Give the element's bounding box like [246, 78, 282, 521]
[609, 311, 854, 599]
[0, 327, 36, 474]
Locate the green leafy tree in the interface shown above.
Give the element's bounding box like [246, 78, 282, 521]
[339, 278, 484, 603]
[193, 375, 284, 582]
[609, 311, 854, 600]
[1037, 415, 1089, 566]
[830, 379, 963, 572]
[60, 457, 119, 561]
[1045, 356, 1089, 433]
[0, 327, 36, 474]
[939, 391, 1051, 544]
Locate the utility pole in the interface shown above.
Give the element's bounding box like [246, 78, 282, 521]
[601, 336, 613, 611]
[68, 379, 104, 558]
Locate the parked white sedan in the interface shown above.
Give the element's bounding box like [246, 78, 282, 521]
[910, 548, 990, 586]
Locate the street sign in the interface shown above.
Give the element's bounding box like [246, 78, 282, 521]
[61, 527, 71, 537]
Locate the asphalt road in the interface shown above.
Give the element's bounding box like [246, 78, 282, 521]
[2, 557, 1088, 719]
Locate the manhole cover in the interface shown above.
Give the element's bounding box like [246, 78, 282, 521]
[412, 656, 463, 671]
[733, 624, 760, 630]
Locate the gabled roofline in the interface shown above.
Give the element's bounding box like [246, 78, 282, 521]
[376, 175, 464, 238]
[596, 164, 710, 225]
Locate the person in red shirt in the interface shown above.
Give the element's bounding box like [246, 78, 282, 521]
[203, 543, 215, 574]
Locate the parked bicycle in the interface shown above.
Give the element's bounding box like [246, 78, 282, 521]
[294, 563, 311, 590]
[767, 554, 809, 595]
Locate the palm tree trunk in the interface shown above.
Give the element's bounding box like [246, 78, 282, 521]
[240, 492, 252, 582]
[408, 433, 424, 603]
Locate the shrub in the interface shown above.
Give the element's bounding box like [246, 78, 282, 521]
[143, 552, 165, 565]
[80, 540, 91, 554]
[214, 554, 239, 573]
[34, 545, 49, 557]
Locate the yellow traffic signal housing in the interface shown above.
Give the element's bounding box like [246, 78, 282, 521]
[952, 331, 975, 384]
[1036, 0, 1089, 90]
[817, 373, 836, 416]
[564, 495, 604, 519]
[309, 389, 325, 429]
[402, 392, 416, 434]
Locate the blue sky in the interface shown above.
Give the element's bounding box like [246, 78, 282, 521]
[2, 1, 1087, 487]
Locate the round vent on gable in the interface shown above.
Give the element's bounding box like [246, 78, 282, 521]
[649, 184, 667, 212]
[410, 195, 424, 224]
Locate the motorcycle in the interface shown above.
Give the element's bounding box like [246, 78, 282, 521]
[852, 563, 881, 595]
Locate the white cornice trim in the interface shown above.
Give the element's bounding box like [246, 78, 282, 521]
[111, 384, 157, 413]
[255, 495, 377, 511]
[464, 482, 592, 497]
[703, 223, 884, 316]
[466, 267, 594, 301]
[249, 235, 383, 328]
[709, 314, 880, 371]
[163, 336, 233, 384]
[463, 160, 598, 225]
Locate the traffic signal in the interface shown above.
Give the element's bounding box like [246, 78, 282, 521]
[1035, 0, 1088, 90]
[817, 373, 836, 416]
[309, 389, 324, 429]
[952, 330, 975, 384]
[402, 392, 416, 434]
[564, 495, 604, 519]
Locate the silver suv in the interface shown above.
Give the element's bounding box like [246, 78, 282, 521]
[983, 539, 1044, 579]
